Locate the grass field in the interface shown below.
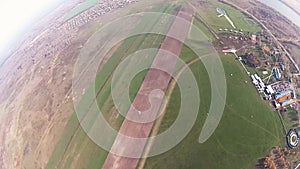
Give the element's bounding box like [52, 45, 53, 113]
[282, 107, 299, 130]
[46, 4, 177, 169]
[65, 0, 99, 20]
[47, 1, 283, 168]
[192, 15, 216, 41]
[190, 0, 261, 33]
[143, 50, 283, 168]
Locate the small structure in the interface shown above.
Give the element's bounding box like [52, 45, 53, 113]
[265, 85, 275, 95]
[251, 74, 265, 92]
[251, 34, 257, 44]
[281, 99, 294, 107]
[274, 101, 281, 109]
[138, 111, 142, 116]
[275, 90, 292, 102]
[274, 90, 296, 109]
[280, 64, 285, 71]
[250, 74, 258, 85]
[292, 90, 296, 99]
[216, 8, 226, 16]
[254, 74, 263, 84]
[216, 8, 236, 29]
[286, 128, 300, 149]
[273, 67, 282, 80]
[259, 82, 265, 89]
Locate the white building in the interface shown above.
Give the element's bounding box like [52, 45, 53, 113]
[266, 85, 275, 95]
[251, 74, 266, 92]
[250, 75, 258, 85]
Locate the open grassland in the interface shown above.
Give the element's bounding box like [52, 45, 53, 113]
[192, 15, 216, 41]
[143, 50, 283, 168]
[47, 1, 282, 168]
[190, 0, 261, 33]
[65, 0, 99, 20]
[46, 4, 177, 169]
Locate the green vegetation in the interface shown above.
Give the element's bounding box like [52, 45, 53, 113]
[282, 107, 299, 129]
[144, 51, 283, 169]
[48, 1, 283, 168]
[47, 4, 177, 169]
[192, 15, 216, 41]
[192, 0, 261, 33]
[65, 0, 99, 20]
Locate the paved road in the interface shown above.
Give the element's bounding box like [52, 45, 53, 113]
[295, 163, 300, 169]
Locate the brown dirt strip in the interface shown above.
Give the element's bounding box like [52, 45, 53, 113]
[102, 7, 194, 169]
[137, 56, 201, 169]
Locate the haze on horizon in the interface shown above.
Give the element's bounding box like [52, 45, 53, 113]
[0, 0, 65, 60]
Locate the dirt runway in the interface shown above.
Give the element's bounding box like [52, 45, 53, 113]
[102, 7, 194, 169]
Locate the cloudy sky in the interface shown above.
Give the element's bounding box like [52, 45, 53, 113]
[0, 0, 64, 58]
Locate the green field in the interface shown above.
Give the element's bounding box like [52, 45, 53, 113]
[192, 15, 216, 41]
[46, 4, 177, 169]
[142, 47, 283, 168]
[65, 0, 99, 20]
[48, 1, 284, 169]
[191, 0, 261, 33]
[283, 107, 299, 129]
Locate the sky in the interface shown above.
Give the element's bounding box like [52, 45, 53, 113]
[0, 0, 65, 58]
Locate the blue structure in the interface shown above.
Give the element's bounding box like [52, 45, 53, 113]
[292, 90, 296, 99]
[275, 90, 291, 100]
[273, 67, 282, 80]
[280, 64, 285, 71]
[281, 99, 293, 107]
